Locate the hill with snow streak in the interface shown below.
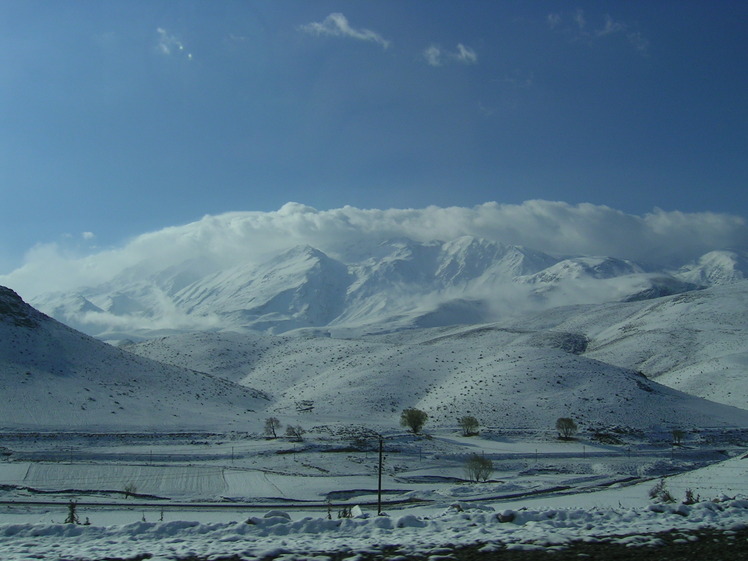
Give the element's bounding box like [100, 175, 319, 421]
[3, 282, 748, 433]
[126, 322, 748, 432]
[505, 281, 748, 409]
[29, 238, 747, 341]
[0, 287, 268, 431]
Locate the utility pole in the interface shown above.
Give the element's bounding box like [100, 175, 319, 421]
[377, 436, 384, 515]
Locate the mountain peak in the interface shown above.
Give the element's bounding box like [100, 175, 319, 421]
[677, 250, 747, 285]
[271, 244, 331, 263]
[28, 236, 732, 340]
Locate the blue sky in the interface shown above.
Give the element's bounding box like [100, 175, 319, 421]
[2, 1, 747, 275]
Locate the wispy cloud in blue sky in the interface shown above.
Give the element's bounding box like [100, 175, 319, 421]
[547, 9, 649, 55]
[156, 27, 192, 59]
[299, 13, 390, 49]
[423, 43, 478, 67]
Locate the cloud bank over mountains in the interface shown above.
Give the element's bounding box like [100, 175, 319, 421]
[2, 200, 746, 300]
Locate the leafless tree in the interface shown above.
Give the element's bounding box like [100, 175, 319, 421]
[465, 454, 493, 482]
[285, 424, 306, 442]
[264, 417, 281, 438]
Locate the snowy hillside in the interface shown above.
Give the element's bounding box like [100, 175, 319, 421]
[0, 287, 268, 430]
[506, 281, 748, 409]
[5, 277, 748, 433]
[126, 322, 748, 431]
[28, 236, 746, 340]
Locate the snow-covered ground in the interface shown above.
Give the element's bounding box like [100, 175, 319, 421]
[1, 428, 747, 560]
[3, 279, 748, 558]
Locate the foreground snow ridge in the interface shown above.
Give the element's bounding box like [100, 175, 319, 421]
[2, 500, 748, 560]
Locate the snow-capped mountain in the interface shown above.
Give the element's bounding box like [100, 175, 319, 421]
[174, 245, 352, 332]
[0, 286, 268, 430]
[4, 283, 748, 432]
[27, 236, 746, 341]
[675, 250, 748, 286]
[520, 256, 644, 284]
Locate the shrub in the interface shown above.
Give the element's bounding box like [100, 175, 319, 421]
[649, 479, 675, 503]
[401, 408, 428, 434]
[683, 488, 701, 505]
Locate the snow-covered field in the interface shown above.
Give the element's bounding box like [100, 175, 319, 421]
[1, 428, 747, 560]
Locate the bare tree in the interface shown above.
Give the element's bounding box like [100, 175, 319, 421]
[264, 417, 281, 439]
[459, 415, 480, 436]
[556, 417, 578, 440]
[464, 454, 493, 482]
[285, 425, 306, 442]
[400, 408, 428, 434]
[123, 482, 137, 499]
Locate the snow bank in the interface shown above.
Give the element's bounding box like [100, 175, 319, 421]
[2, 499, 748, 560]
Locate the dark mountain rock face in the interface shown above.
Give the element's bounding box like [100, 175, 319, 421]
[0, 286, 41, 328]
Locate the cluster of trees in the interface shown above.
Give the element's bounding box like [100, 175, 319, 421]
[262, 409, 693, 491]
[268, 409, 582, 445]
[464, 453, 493, 482]
[261, 408, 593, 486]
[264, 417, 306, 442]
[400, 409, 481, 437]
[400, 408, 580, 442]
[399, 409, 493, 482]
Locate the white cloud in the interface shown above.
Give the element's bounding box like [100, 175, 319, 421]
[82, 232, 95, 241]
[503, 71, 534, 89]
[454, 44, 477, 64]
[299, 13, 390, 49]
[423, 45, 443, 67]
[423, 44, 477, 67]
[156, 27, 192, 59]
[549, 11, 648, 55]
[627, 32, 650, 54]
[596, 15, 626, 37]
[547, 13, 562, 29]
[573, 8, 587, 30]
[2, 201, 746, 300]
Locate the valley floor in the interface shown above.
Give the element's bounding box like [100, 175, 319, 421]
[0, 427, 747, 560]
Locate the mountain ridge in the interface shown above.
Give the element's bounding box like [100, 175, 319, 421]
[27, 237, 748, 341]
[3, 283, 748, 432]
